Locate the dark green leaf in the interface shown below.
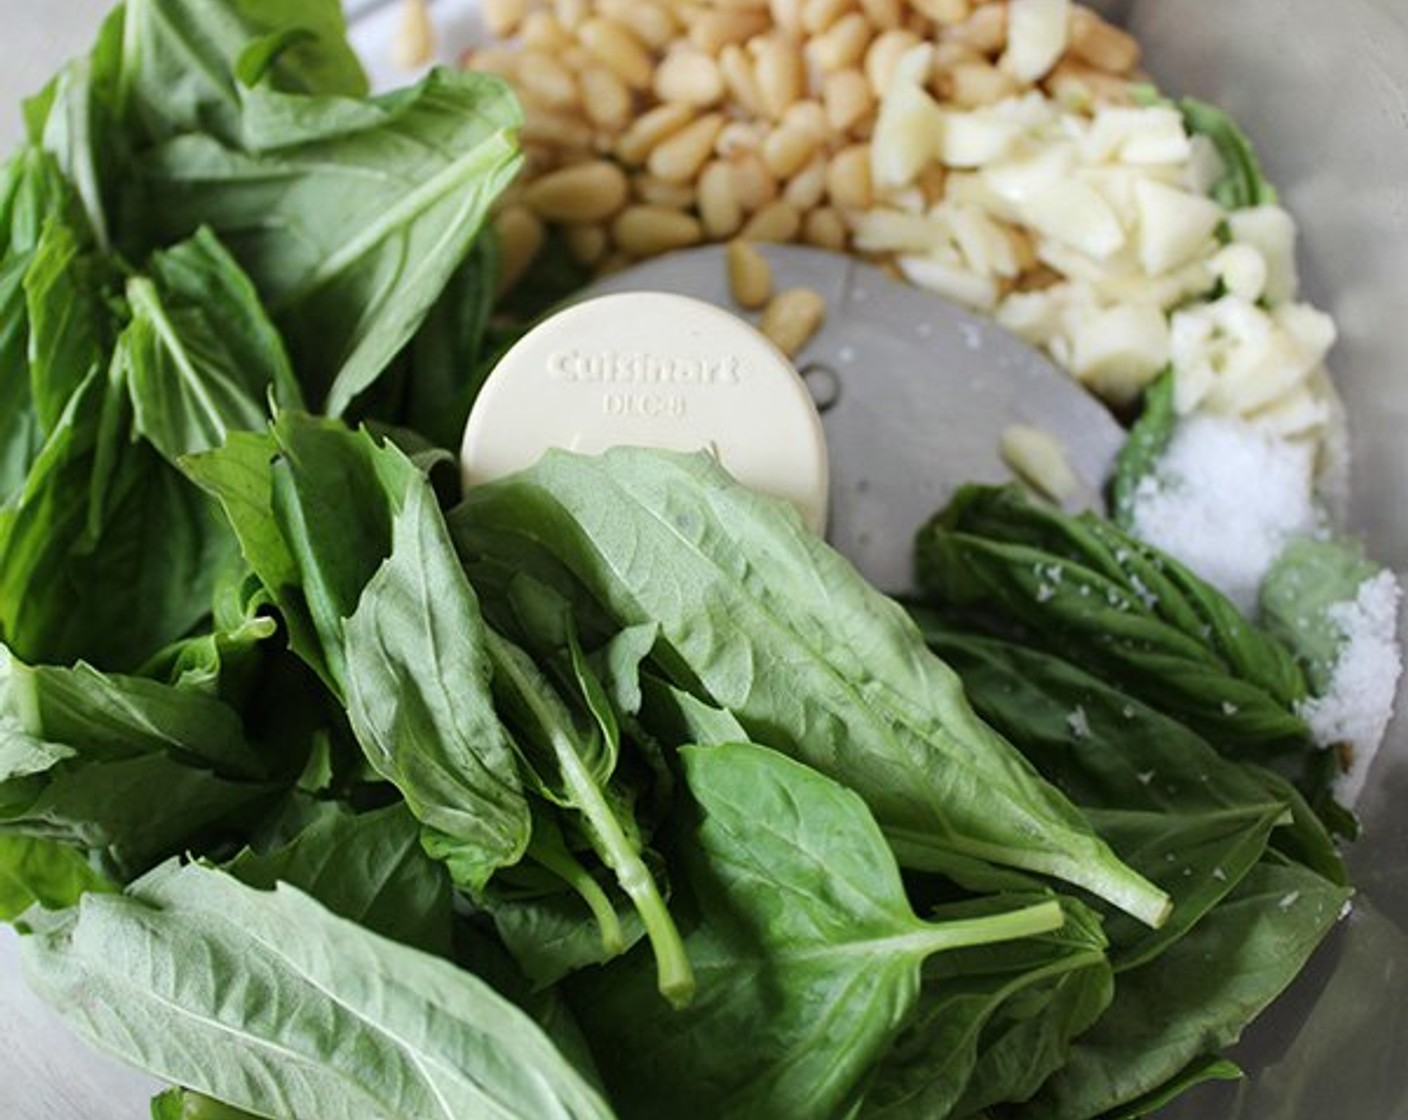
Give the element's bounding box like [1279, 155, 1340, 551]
[861, 897, 1111, 1120]
[1028, 861, 1348, 1120]
[916, 485, 1309, 750]
[576, 742, 1065, 1120]
[227, 801, 452, 956]
[151, 1088, 262, 1120]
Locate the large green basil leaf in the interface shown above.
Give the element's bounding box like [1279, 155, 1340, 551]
[453, 449, 1169, 928]
[575, 742, 1064, 1120]
[227, 801, 452, 957]
[20, 861, 618, 1120]
[137, 69, 521, 413]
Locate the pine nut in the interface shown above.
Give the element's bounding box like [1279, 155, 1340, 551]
[782, 99, 829, 137]
[915, 162, 949, 204]
[1005, 222, 1038, 272]
[809, 13, 873, 73]
[714, 0, 770, 9]
[770, 0, 805, 37]
[947, 60, 1021, 106]
[690, 10, 770, 53]
[826, 144, 874, 210]
[803, 206, 849, 250]
[524, 160, 630, 222]
[913, 0, 971, 26]
[864, 30, 921, 94]
[483, 0, 529, 38]
[494, 206, 545, 295]
[730, 153, 782, 211]
[616, 103, 695, 165]
[762, 124, 822, 180]
[802, 0, 855, 35]
[760, 288, 827, 356]
[946, 2, 1008, 55]
[823, 68, 875, 133]
[564, 223, 610, 266]
[1069, 7, 1141, 73]
[699, 160, 745, 237]
[516, 51, 578, 110]
[858, 0, 902, 28]
[598, 0, 680, 49]
[521, 12, 573, 52]
[784, 154, 829, 209]
[580, 67, 633, 131]
[1045, 59, 1134, 107]
[727, 239, 774, 308]
[716, 120, 766, 156]
[579, 18, 655, 90]
[521, 108, 595, 149]
[719, 45, 768, 116]
[750, 35, 806, 118]
[635, 175, 699, 208]
[598, 252, 633, 277]
[648, 113, 726, 182]
[555, 0, 589, 30]
[655, 49, 726, 106]
[612, 205, 705, 255]
[393, 0, 435, 69]
[740, 199, 802, 242]
[466, 47, 521, 80]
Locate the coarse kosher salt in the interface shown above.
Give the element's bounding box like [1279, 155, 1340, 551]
[1129, 413, 1318, 614]
[1299, 569, 1404, 803]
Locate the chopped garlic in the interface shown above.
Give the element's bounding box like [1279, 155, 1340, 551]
[1070, 301, 1171, 403]
[1002, 0, 1072, 83]
[1000, 423, 1080, 502]
[1133, 178, 1224, 275]
[871, 46, 943, 190]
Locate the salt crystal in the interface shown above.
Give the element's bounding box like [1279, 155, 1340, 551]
[1298, 569, 1404, 803]
[1066, 705, 1090, 740]
[1129, 414, 1318, 614]
[1278, 890, 1302, 910]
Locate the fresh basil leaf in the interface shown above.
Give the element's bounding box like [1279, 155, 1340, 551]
[150, 1088, 261, 1120]
[22, 7, 124, 250]
[1093, 1055, 1243, 1120]
[118, 0, 367, 148]
[861, 896, 1111, 1120]
[486, 877, 648, 990]
[21, 861, 619, 1120]
[123, 228, 300, 464]
[1110, 370, 1176, 528]
[9, 656, 265, 779]
[0, 251, 41, 503]
[453, 449, 1170, 928]
[1178, 97, 1278, 211]
[24, 214, 113, 434]
[915, 625, 1343, 955]
[1260, 534, 1384, 695]
[342, 466, 531, 895]
[227, 801, 452, 957]
[0, 834, 116, 920]
[917, 485, 1309, 750]
[2, 750, 270, 879]
[575, 742, 1065, 1120]
[0, 370, 235, 671]
[1028, 860, 1348, 1120]
[137, 69, 521, 413]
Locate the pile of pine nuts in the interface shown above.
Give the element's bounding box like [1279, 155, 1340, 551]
[463, 0, 1143, 294]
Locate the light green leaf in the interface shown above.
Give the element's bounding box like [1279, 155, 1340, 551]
[21, 862, 618, 1120]
[454, 449, 1168, 928]
[138, 69, 521, 413]
[0, 834, 115, 920]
